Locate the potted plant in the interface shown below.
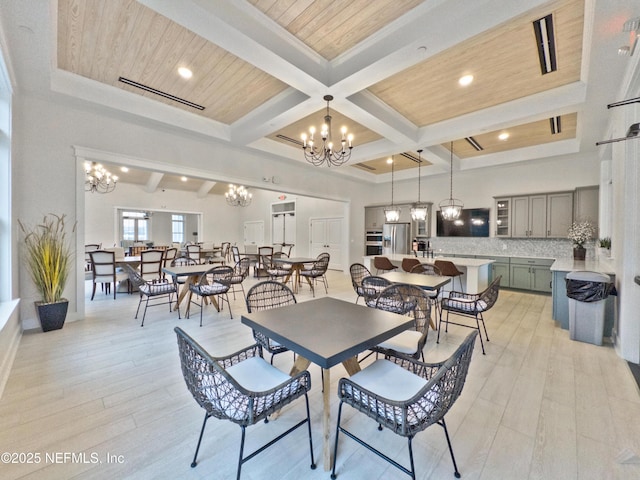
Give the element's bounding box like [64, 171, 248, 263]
[567, 221, 595, 261]
[597, 237, 611, 258]
[19, 214, 75, 332]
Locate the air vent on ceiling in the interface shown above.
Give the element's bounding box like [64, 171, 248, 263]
[118, 77, 205, 110]
[465, 136, 483, 151]
[400, 152, 421, 163]
[533, 14, 557, 75]
[550, 116, 562, 134]
[275, 134, 304, 146]
[354, 163, 376, 171]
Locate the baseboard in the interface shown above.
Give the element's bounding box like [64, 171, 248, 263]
[0, 299, 21, 399]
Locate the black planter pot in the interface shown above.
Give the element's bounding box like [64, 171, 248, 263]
[35, 299, 69, 332]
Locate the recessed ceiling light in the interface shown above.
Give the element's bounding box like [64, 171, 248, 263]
[386, 157, 393, 164]
[458, 74, 474, 86]
[120, 166, 129, 172]
[498, 132, 509, 141]
[181, 176, 188, 182]
[178, 67, 193, 79]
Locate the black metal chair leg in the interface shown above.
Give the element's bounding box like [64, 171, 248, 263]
[440, 418, 461, 478]
[475, 316, 486, 354]
[191, 413, 210, 468]
[331, 402, 344, 479]
[304, 394, 316, 470]
[237, 426, 246, 480]
[407, 437, 416, 480]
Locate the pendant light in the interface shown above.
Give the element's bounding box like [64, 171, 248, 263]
[410, 149, 428, 221]
[438, 141, 464, 220]
[384, 156, 401, 222]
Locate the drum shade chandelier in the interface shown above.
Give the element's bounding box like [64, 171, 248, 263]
[438, 141, 464, 220]
[384, 156, 401, 222]
[225, 184, 252, 207]
[410, 149, 428, 221]
[85, 162, 117, 194]
[301, 95, 354, 167]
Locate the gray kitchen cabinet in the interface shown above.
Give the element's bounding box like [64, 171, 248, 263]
[574, 185, 599, 233]
[365, 206, 385, 229]
[509, 257, 553, 293]
[497, 191, 573, 238]
[546, 192, 574, 237]
[476, 255, 510, 286]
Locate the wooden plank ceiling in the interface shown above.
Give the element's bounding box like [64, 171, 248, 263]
[57, 0, 585, 185]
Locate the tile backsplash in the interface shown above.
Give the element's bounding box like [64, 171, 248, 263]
[427, 237, 594, 260]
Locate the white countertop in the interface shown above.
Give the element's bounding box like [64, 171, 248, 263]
[364, 254, 495, 267]
[550, 257, 615, 275]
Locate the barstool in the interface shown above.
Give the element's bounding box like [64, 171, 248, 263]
[373, 256, 397, 274]
[434, 259, 465, 292]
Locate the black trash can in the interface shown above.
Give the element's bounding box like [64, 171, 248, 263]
[566, 271, 615, 345]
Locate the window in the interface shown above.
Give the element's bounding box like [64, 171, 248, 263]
[122, 211, 149, 242]
[172, 214, 184, 243]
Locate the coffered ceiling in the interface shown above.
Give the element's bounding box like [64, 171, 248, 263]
[3, 0, 635, 192]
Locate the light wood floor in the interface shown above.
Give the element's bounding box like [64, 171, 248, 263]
[2, 270, 640, 479]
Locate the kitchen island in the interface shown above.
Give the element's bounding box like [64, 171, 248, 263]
[550, 258, 616, 336]
[363, 254, 494, 293]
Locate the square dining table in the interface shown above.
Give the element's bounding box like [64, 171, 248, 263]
[241, 296, 414, 470]
[162, 264, 221, 316]
[273, 256, 316, 293]
[380, 271, 451, 329]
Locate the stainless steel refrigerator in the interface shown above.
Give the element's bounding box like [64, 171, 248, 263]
[382, 223, 411, 255]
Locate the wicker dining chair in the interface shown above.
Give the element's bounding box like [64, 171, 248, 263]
[372, 283, 432, 361]
[360, 275, 392, 307]
[121, 263, 180, 326]
[245, 280, 297, 364]
[299, 252, 330, 297]
[265, 252, 294, 287]
[174, 327, 315, 480]
[331, 331, 478, 480]
[439, 276, 502, 354]
[229, 257, 251, 301]
[188, 265, 234, 326]
[411, 263, 444, 318]
[349, 263, 372, 304]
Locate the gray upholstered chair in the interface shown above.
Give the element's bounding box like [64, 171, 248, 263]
[122, 263, 179, 326]
[174, 327, 315, 480]
[439, 276, 502, 354]
[331, 331, 478, 480]
[349, 263, 371, 304]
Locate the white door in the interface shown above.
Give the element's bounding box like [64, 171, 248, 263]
[310, 217, 343, 271]
[243, 221, 264, 249]
[272, 213, 296, 254]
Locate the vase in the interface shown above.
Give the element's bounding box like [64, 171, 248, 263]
[35, 299, 69, 332]
[573, 246, 586, 261]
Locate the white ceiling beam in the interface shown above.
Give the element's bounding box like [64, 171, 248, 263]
[145, 172, 164, 193]
[197, 181, 216, 198]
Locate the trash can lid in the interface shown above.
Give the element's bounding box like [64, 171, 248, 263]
[566, 271, 611, 283]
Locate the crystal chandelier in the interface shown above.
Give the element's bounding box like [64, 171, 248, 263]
[85, 162, 117, 194]
[301, 95, 354, 167]
[439, 141, 464, 220]
[410, 149, 428, 221]
[384, 156, 401, 222]
[225, 184, 252, 207]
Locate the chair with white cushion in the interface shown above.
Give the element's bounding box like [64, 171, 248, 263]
[174, 327, 315, 480]
[372, 283, 432, 361]
[188, 265, 234, 326]
[331, 331, 478, 480]
[122, 263, 180, 326]
[349, 263, 371, 304]
[89, 250, 128, 300]
[438, 276, 501, 354]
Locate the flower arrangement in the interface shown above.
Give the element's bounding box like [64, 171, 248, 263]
[567, 221, 595, 248]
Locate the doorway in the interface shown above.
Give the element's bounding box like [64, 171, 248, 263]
[309, 217, 343, 271]
[243, 221, 264, 250]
